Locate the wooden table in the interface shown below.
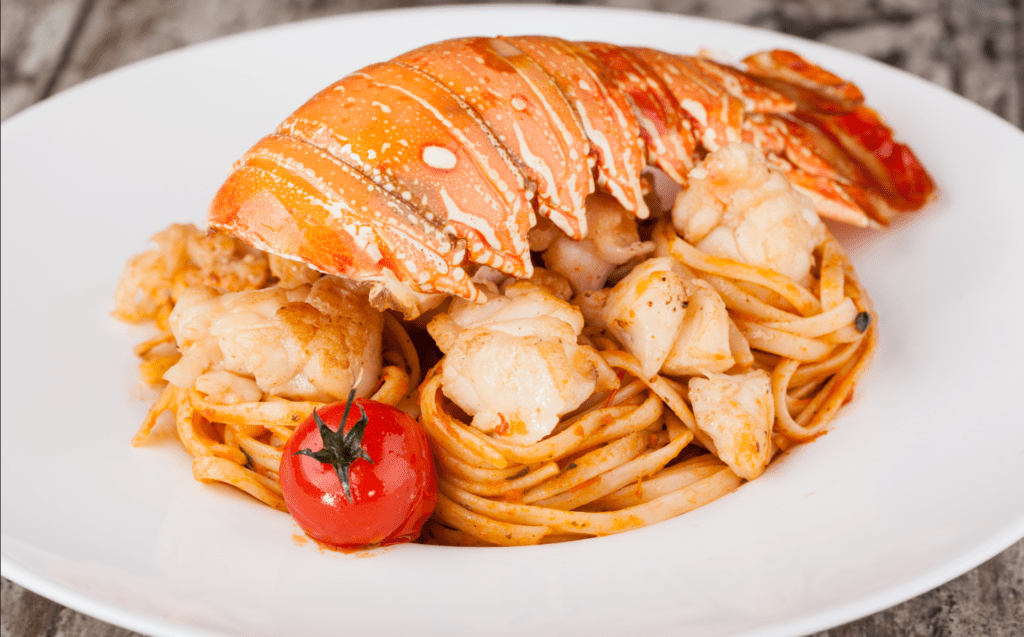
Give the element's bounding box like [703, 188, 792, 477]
[2, 1, 1022, 635]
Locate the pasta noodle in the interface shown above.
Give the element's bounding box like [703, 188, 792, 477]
[417, 220, 875, 546]
[119, 225, 419, 514]
[119, 174, 877, 548]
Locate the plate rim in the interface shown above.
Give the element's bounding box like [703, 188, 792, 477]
[3, 5, 1023, 637]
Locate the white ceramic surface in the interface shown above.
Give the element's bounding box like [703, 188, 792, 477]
[3, 6, 1023, 637]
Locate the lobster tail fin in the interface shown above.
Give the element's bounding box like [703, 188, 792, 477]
[744, 49, 936, 221]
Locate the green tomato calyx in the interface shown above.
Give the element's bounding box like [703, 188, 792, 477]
[294, 389, 374, 503]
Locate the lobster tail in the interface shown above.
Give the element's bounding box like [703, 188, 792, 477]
[208, 134, 481, 313]
[395, 37, 595, 239]
[208, 37, 935, 317]
[503, 36, 649, 218]
[279, 62, 536, 279]
[583, 42, 697, 184]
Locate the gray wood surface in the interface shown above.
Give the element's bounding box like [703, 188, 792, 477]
[2, 1, 1022, 636]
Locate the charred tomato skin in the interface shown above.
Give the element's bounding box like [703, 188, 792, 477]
[280, 399, 437, 548]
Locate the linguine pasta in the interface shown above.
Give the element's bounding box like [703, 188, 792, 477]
[117, 153, 877, 548]
[417, 222, 875, 546]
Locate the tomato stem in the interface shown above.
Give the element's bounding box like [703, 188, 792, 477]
[293, 389, 374, 503]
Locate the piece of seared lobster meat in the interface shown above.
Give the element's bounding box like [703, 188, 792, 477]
[208, 36, 934, 317]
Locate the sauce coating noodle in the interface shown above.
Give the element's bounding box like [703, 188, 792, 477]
[117, 158, 876, 548]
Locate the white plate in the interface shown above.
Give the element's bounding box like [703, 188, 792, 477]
[3, 5, 1023, 637]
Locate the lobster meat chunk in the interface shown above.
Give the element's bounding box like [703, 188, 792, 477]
[208, 37, 936, 318]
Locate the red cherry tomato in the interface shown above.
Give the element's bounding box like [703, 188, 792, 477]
[280, 395, 437, 548]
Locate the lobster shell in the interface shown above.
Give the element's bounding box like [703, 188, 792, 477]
[208, 36, 935, 317]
